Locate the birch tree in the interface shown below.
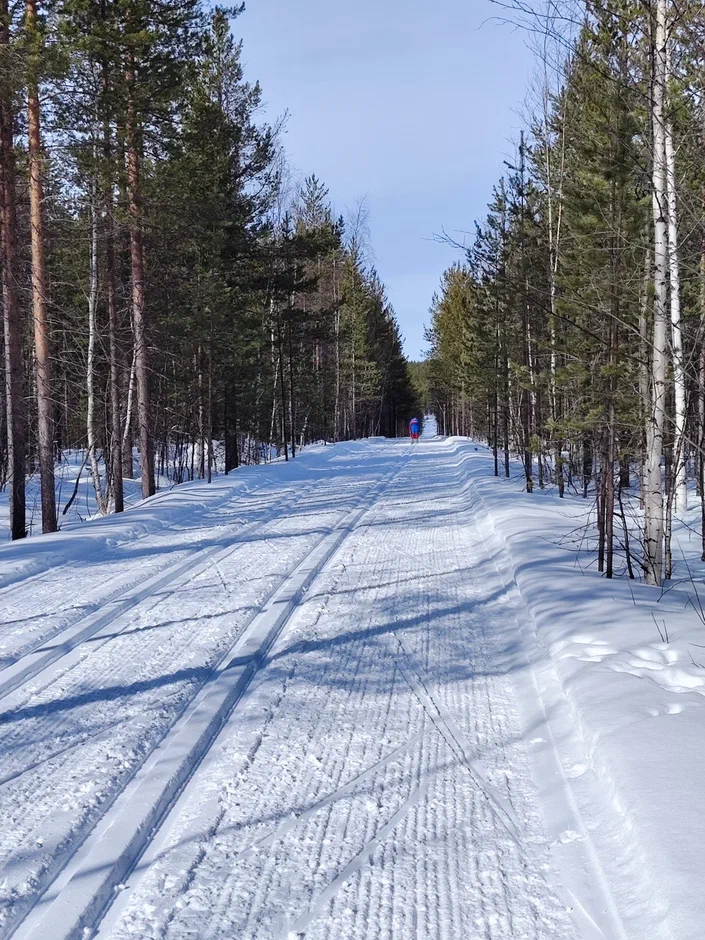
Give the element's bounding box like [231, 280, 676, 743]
[644, 0, 669, 586]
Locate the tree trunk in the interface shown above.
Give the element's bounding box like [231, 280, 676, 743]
[275, 305, 288, 461]
[126, 50, 154, 499]
[287, 297, 296, 459]
[665, 56, 687, 513]
[700, 100, 705, 561]
[334, 256, 341, 442]
[206, 341, 213, 483]
[645, 0, 668, 587]
[0, 0, 25, 540]
[122, 346, 136, 478]
[639, 239, 651, 510]
[582, 434, 592, 499]
[26, 0, 56, 533]
[103, 56, 123, 513]
[605, 396, 616, 579]
[87, 169, 107, 514]
[700, 339, 705, 561]
[519, 132, 533, 493]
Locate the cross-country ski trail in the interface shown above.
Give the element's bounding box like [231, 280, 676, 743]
[0, 431, 634, 939]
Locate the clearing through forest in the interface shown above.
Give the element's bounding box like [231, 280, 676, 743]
[0, 424, 702, 940]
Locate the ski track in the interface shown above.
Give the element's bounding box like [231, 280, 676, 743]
[0, 445, 399, 938]
[92, 440, 579, 940]
[0, 462, 328, 672]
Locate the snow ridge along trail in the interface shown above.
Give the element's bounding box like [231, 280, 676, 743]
[0, 471, 328, 702]
[0, 462, 327, 679]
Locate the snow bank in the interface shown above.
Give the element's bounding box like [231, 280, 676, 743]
[464, 441, 705, 940]
[0, 446, 330, 591]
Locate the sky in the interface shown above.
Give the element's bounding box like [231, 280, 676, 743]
[235, 0, 536, 359]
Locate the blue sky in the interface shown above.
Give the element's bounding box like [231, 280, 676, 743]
[235, 1, 535, 359]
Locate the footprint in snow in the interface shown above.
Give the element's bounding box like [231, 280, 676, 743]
[556, 829, 583, 845]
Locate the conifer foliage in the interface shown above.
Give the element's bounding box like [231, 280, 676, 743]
[0, 2, 419, 538]
[425, 0, 705, 585]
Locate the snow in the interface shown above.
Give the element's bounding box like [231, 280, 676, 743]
[0, 428, 703, 939]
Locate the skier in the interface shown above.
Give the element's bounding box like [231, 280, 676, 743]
[409, 416, 420, 441]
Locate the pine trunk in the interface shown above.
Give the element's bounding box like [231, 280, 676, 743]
[87, 172, 107, 515]
[126, 51, 154, 499]
[26, 0, 56, 533]
[0, 1, 25, 540]
[103, 57, 123, 513]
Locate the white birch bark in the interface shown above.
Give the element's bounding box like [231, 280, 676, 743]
[645, 0, 669, 586]
[122, 345, 137, 452]
[87, 165, 107, 515]
[665, 38, 687, 513]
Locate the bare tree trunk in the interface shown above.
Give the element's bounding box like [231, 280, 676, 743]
[0, 1, 25, 540]
[103, 56, 123, 513]
[700, 103, 705, 560]
[206, 342, 213, 483]
[493, 343, 499, 476]
[268, 311, 278, 452]
[645, 0, 668, 587]
[583, 434, 592, 499]
[197, 348, 205, 479]
[665, 43, 686, 513]
[87, 168, 107, 515]
[126, 50, 154, 499]
[539, 6, 567, 497]
[519, 132, 533, 493]
[26, 0, 56, 533]
[700, 343, 705, 560]
[122, 345, 136, 479]
[499, 190, 510, 479]
[333, 257, 341, 442]
[287, 296, 296, 459]
[351, 323, 356, 441]
[597, 462, 606, 573]
[605, 356, 616, 579]
[639, 238, 651, 510]
[618, 479, 635, 579]
[275, 304, 288, 461]
[664, 447, 673, 579]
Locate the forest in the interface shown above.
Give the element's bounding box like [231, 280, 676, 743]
[0, 0, 419, 541]
[425, 0, 705, 586]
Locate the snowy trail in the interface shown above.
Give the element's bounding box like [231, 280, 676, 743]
[92, 439, 581, 940]
[0, 471, 336, 701]
[0, 444, 401, 938]
[0, 435, 627, 939]
[0, 460, 334, 673]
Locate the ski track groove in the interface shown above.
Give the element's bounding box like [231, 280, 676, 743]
[0, 450, 399, 939]
[92, 443, 579, 940]
[0, 471, 330, 695]
[0, 469, 288, 661]
[0, 462, 314, 599]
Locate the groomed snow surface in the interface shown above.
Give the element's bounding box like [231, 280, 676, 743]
[0, 421, 703, 940]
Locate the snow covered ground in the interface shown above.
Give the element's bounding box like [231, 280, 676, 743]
[0, 443, 277, 541]
[0, 425, 703, 939]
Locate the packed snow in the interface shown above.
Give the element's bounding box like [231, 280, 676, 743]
[0, 424, 703, 939]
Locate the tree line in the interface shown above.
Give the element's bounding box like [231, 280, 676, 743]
[425, 0, 705, 586]
[0, 1, 419, 540]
